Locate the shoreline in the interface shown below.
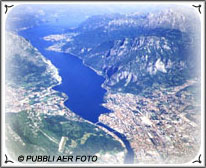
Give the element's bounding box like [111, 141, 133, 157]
[56, 50, 134, 163]
[44, 42, 134, 163]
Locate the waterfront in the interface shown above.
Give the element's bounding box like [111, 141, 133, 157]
[17, 24, 134, 163]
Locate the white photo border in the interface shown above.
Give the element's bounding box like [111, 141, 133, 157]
[1, 1, 205, 167]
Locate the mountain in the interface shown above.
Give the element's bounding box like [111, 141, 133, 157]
[5, 4, 202, 164]
[6, 4, 176, 31]
[50, 7, 201, 94]
[43, 6, 201, 163]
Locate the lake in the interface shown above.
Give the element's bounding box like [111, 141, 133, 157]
[17, 24, 134, 163]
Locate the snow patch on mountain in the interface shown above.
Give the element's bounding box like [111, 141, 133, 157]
[155, 58, 167, 73]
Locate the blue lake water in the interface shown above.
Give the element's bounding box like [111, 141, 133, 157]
[17, 24, 134, 163]
[18, 26, 109, 123]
